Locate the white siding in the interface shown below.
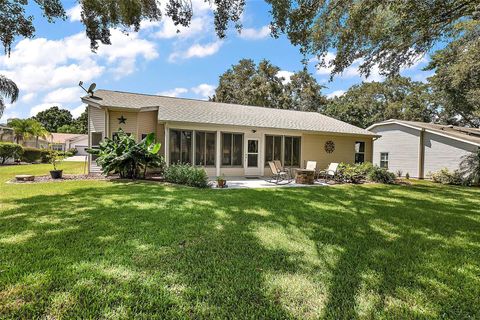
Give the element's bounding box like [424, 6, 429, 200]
[423, 132, 477, 175]
[88, 106, 106, 173]
[371, 124, 420, 177]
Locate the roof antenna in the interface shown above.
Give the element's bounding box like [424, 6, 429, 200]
[79, 81, 96, 96]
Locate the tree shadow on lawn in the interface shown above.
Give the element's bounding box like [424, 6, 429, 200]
[0, 182, 479, 319]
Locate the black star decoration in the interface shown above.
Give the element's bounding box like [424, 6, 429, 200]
[118, 115, 127, 124]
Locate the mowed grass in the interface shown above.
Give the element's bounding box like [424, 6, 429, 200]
[0, 163, 479, 319]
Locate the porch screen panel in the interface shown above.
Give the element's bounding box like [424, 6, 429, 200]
[284, 136, 301, 167]
[195, 132, 216, 166]
[265, 135, 283, 166]
[169, 129, 192, 164]
[232, 134, 243, 166]
[169, 130, 181, 164]
[221, 133, 243, 166]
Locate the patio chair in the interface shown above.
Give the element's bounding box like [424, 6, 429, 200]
[305, 160, 319, 180]
[274, 160, 291, 177]
[268, 161, 291, 184]
[318, 163, 339, 181]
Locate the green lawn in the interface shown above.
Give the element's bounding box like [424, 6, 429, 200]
[1, 163, 479, 319]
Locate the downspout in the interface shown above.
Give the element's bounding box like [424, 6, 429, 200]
[418, 129, 425, 179]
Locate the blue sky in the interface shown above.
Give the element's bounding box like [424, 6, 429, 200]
[0, 0, 434, 121]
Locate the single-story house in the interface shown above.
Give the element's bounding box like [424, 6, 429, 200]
[367, 120, 480, 178]
[82, 89, 378, 176]
[48, 133, 88, 155]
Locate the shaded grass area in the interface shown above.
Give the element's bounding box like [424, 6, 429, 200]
[0, 164, 479, 319]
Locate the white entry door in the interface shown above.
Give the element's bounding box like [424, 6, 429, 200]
[244, 138, 261, 176]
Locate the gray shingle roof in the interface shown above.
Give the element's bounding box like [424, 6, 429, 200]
[83, 89, 376, 136]
[369, 119, 480, 146]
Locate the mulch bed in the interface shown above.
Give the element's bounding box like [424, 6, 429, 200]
[8, 174, 108, 184]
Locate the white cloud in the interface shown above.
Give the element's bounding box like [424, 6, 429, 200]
[158, 87, 188, 97]
[66, 4, 82, 22]
[30, 103, 61, 117]
[169, 41, 222, 61]
[43, 87, 84, 104]
[20, 92, 37, 103]
[326, 90, 346, 99]
[70, 104, 87, 118]
[277, 70, 294, 84]
[191, 84, 215, 99]
[239, 25, 271, 40]
[0, 29, 158, 112]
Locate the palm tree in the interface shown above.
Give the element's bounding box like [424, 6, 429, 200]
[460, 149, 480, 186]
[30, 121, 49, 148]
[0, 75, 19, 118]
[8, 118, 34, 145]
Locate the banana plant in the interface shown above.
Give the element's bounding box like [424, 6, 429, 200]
[87, 129, 164, 179]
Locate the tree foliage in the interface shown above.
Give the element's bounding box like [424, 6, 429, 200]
[1, 0, 477, 79]
[425, 22, 480, 128]
[87, 129, 164, 179]
[0, 75, 19, 118]
[267, 0, 479, 77]
[324, 77, 438, 128]
[32, 106, 73, 133]
[7, 118, 48, 145]
[459, 149, 480, 186]
[212, 59, 326, 111]
[0, 142, 22, 164]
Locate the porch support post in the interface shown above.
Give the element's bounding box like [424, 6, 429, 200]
[216, 130, 221, 176]
[164, 124, 169, 166]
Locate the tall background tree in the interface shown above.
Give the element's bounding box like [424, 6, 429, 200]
[425, 23, 480, 128]
[212, 59, 327, 111]
[33, 107, 74, 133]
[325, 77, 438, 128]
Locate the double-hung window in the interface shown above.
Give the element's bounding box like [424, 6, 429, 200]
[380, 152, 389, 169]
[221, 133, 243, 166]
[355, 141, 365, 163]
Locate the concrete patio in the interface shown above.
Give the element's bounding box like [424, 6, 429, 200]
[209, 176, 331, 189]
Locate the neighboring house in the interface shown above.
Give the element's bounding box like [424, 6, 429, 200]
[82, 89, 378, 175]
[48, 133, 89, 155]
[367, 120, 480, 178]
[0, 124, 14, 142]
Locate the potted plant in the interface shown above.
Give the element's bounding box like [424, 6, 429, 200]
[216, 174, 227, 188]
[47, 149, 64, 179]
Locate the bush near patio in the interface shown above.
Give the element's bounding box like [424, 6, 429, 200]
[164, 163, 210, 188]
[87, 129, 164, 179]
[336, 162, 395, 184]
[0, 142, 23, 164]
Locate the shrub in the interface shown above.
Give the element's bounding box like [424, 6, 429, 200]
[396, 170, 403, 177]
[0, 142, 23, 164]
[430, 168, 465, 185]
[87, 129, 163, 179]
[336, 162, 374, 183]
[21, 147, 49, 163]
[68, 148, 78, 156]
[367, 166, 396, 184]
[405, 172, 410, 179]
[164, 163, 210, 188]
[459, 149, 480, 186]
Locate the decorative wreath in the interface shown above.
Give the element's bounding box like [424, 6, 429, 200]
[324, 140, 335, 153]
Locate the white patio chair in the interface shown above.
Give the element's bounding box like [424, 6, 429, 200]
[319, 163, 339, 181]
[305, 161, 319, 180]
